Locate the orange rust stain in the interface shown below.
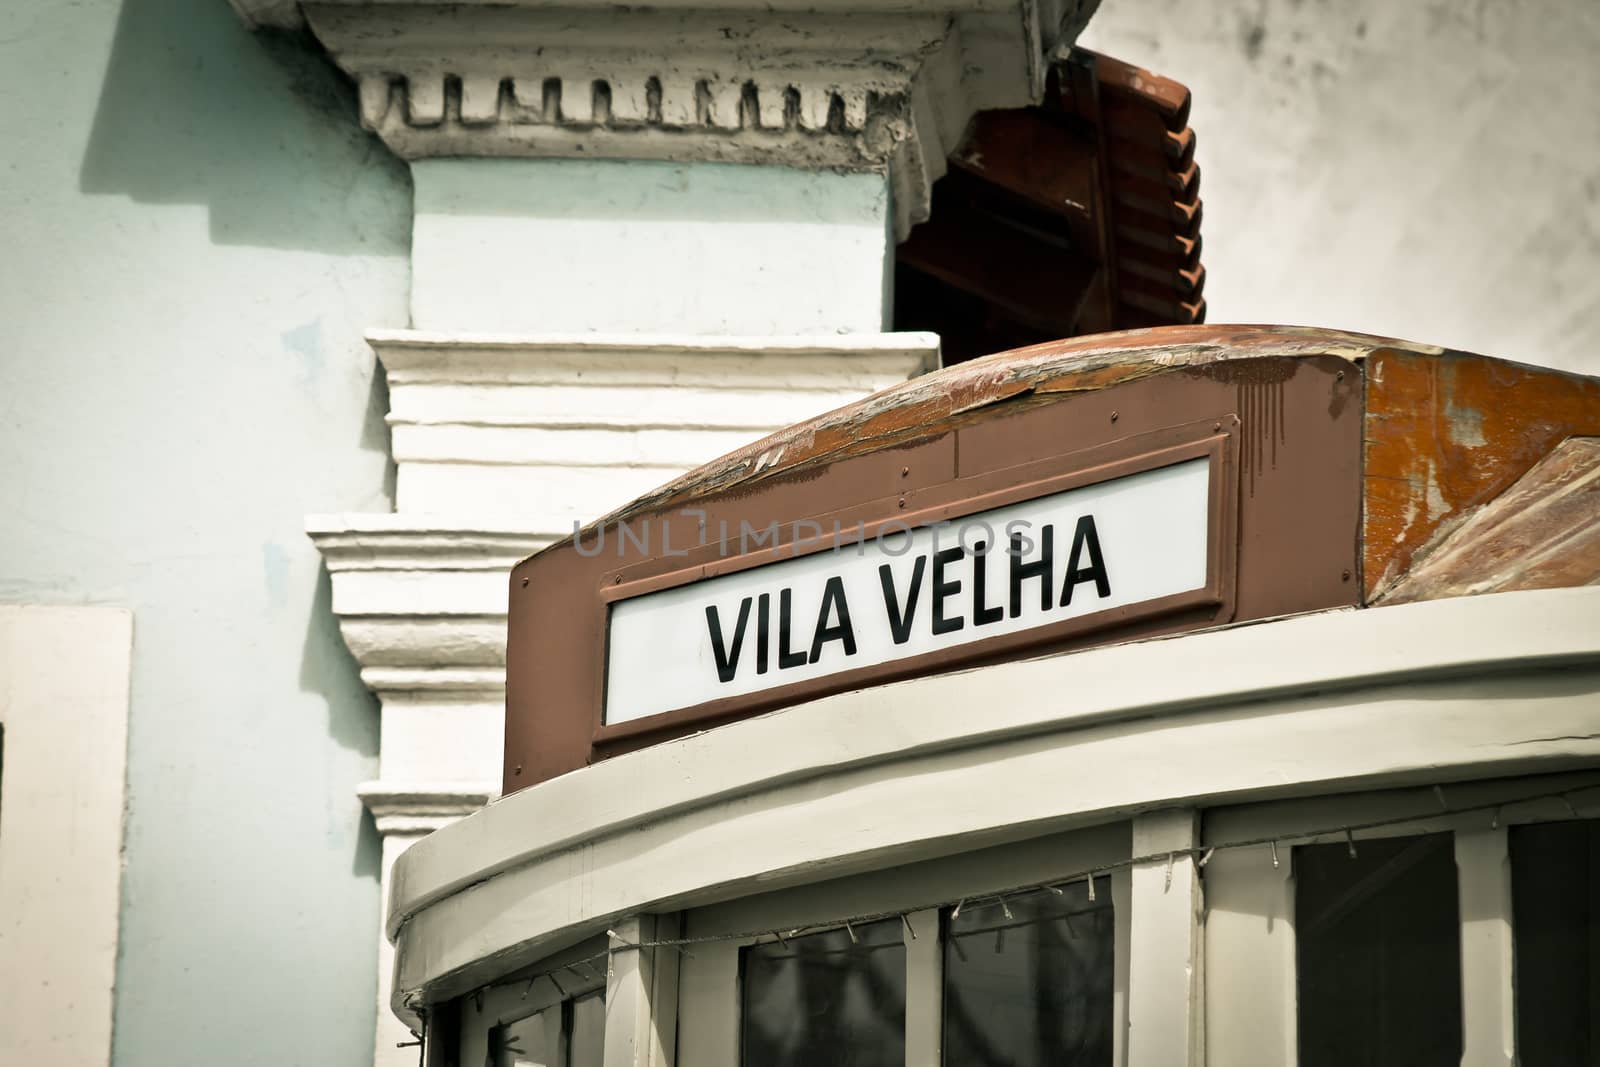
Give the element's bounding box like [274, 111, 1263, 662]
[1381, 437, 1600, 604]
[1363, 350, 1600, 599]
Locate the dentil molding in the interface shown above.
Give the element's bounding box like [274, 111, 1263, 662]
[235, 0, 1102, 237]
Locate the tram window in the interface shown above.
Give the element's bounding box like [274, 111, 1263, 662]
[739, 918, 906, 1067]
[494, 1008, 554, 1067]
[1511, 818, 1600, 1066]
[568, 992, 605, 1066]
[493, 992, 606, 1067]
[1295, 832, 1462, 1067]
[943, 879, 1113, 1066]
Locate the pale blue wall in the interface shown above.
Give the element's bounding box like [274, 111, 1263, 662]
[410, 158, 893, 334]
[0, 0, 410, 1063]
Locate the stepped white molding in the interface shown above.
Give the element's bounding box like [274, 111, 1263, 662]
[308, 329, 938, 781]
[307, 515, 553, 694]
[310, 329, 935, 1066]
[311, 329, 935, 696]
[356, 781, 500, 835]
[239, 0, 1101, 237]
[373, 330, 941, 518]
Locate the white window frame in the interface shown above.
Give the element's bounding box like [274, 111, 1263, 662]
[0, 606, 132, 1067]
[675, 819, 1133, 1066]
[1201, 770, 1600, 1067]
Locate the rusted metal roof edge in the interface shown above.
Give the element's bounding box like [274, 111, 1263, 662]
[535, 325, 1442, 559]
[1377, 436, 1600, 605]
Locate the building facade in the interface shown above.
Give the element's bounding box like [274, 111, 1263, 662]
[2, 1, 1599, 1065]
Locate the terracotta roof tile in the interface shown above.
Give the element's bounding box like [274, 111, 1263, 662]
[1069, 48, 1206, 328]
[893, 48, 1207, 361]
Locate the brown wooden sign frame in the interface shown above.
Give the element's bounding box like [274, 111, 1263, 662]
[593, 416, 1240, 745]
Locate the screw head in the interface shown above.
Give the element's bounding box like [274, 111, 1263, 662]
[1110, 411, 1119, 422]
[901, 466, 909, 477]
[898, 498, 907, 509]
[614, 575, 622, 584]
[1337, 370, 1346, 381]
[1342, 569, 1352, 581]
[521, 577, 529, 587]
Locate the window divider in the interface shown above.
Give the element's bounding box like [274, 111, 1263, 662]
[1127, 809, 1202, 1067]
[1113, 866, 1134, 1067]
[1455, 827, 1516, 1067]
[603, 913, 682, 1067]
[904, 906, 944, 1065]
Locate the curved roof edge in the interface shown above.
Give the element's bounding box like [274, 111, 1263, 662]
[388, 586, 1600, 1021]
[561, 325, 1448, 546]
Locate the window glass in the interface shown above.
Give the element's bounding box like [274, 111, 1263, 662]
[569, 991, 607, 1067]
[492, 993, 605, 1067]
[740, 918, 906, 1066]
[1295, 832, 1461, 1067]
[495, 1008, 555, 1067]
[943, 879, 1114, 1067]
[1510, 818, 1600, 1066]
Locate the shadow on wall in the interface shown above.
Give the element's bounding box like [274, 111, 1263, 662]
[79, 0, 411, 254]
[302, 564, 384, 882]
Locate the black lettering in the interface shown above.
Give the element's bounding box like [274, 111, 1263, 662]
[878, 556, 925, 644]
[1009, 523, 1055, 617]
[809, 576, 858, 662]
[971, 541, 1003, 625]
[1061, 515, 1112, 605]
[778, 588, 807, 669]
[705, 598, 752, 683]
[931, 547, 965, 635]
[756, 592, 771, 674]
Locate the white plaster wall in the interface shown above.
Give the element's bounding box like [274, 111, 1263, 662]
[0, 1, 411, 1064]
[1082, 0, 1600, 376]
[411, 159, 892, 334]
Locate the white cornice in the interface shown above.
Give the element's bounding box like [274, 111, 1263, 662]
[369, 330, 941, 387]
[307, 515, 560, 572]
[307, 517, 552, 696]
[359, 666, 506, 695]
[358, 781, 499, 834]
[243, 1, 1099, 237]
[369, 330, 938, 517]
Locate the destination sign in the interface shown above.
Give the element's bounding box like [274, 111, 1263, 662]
[604, 456, 1212, 725]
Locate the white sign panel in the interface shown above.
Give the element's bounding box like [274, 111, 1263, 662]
[605, 457, 1211, 725]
